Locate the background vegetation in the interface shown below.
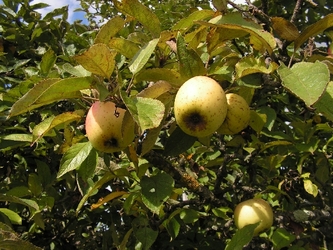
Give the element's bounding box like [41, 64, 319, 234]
[1, 0, 333, 249]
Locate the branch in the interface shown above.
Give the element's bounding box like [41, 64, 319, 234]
[145, 150, 214, 201]
[290, 0, 303, 24]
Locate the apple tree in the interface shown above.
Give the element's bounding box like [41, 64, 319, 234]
[1, 0, 333, 249]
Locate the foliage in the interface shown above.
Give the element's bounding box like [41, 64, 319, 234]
[1, 0, 333, 249]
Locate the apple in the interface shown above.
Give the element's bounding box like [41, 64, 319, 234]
[234, 198, 274, 236]
[217, 93, 250, 135]
[85, 101, 135, 153]
[174, 76, 227, 137]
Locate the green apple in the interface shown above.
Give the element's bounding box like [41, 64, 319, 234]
[85, 101, 135, 153]
[234, 198, 274, 236]
[217, 93, 250, 135]
[174, 76, 227, 137]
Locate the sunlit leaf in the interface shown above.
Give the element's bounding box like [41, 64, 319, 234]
[113, 0, 161, 38]
[108, 37, 140, 58]
[91, 191, 128, 210]
[0, 194, 39, 211]
[9, 77, 93, 117]
[74, 44, 117, 78]
[303, 179, 318, 197]
[294, 13, 333, 51]
[94, 16, 125, 44]
[121, 92, 165, 131]
[278, 61, 329, 106]
[271, 17, 299, 41]
[235, 55, 278, 79]
[172, 9, 214, 31]
[129, 38, 159, 75]
[57, 141, 94, 178]
[314, 81, 333, 121]
[226, 223, 259, 250]
[177, 33, 206, 80]
[0, 208, 22, 225]
[135, 68, 183, 87]
[40, 49, 57, 77]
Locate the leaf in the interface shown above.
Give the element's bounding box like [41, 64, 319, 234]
[94, 16, 125, 44]
[28, 173, 42, 197]
[172, 9, 215, 31]
[235, 55, 278, 79]
[121, 92, 165, 131]
[40, 49, 57, 77]
[132, 216, 158, 250]
[108, 38, 140, 58]
[294, 13, 333, 51]
[76, 172, 116, 214]
[0, 222, 42, 250]
[57, 142, 94, 178]
[225, 223, 259, 250]
[271, 17, 299, 41]
[180, 208, 201, 224]
[278, 61, 329, 106]
[135, 68, 183, 87]
[129, 38, 159, 75]
[62, 63, 91, 77]
[32, 111, 84, 143]
[202, 12, 276, 54]
[249, 110, 267, 133]
[91, 191, 127, 210]
[113, 0, 161, 38]
[271, 228, 296, 250]
[76, 147, 98, 181]
[163, 127, 197, 156]
[314, 81, 333, 121]
[141, 172, 174, 214]
[0, 194, 39, 211]
[303, 179, 318, 197]
[0, 208, 22, 225]
[137, 81, 173, 99]
[9, 77, 93, 117]
[177, 33, 206, 80]
[74, 44, 118, 78]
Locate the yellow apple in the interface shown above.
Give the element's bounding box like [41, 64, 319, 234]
[174, 76, 227, 137]
[234, 198, 273, 235]
[217, 93, 250, 135]
[85, 101, 135, 153]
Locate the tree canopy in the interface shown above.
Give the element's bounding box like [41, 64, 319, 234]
[1, 0, 333, 249]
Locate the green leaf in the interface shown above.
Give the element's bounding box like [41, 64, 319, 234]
[28, 173, 42, 197]
[203, 12, 276, 54]
[57, 141, 94, 178]
[314, 81, 333, 121]
[108, 38, 140, 58]
[77, 148, 98, 181]
[40, 49, 57, 77]
[113, 0, 161, 38]
[172, 9, 215, 31]
[135, 68, 183, 87]
[32, 110, 84, 143]
[294, 13, 333, 51]
[164, 217, 180, 241]
[249, 110, 267, 133]
[94, 16, 125, 44]
[74, 44, 117, 78]
[62, 63, 91, 77]
[0, 194, 39, 211]
[132, 216, 158, 250]
[271, 17, 299, 42]
[163, 127, 197, 156]
[0, 208, 22, 225]
[226, 223, 259, 250]
[179, 208, 201, 224]
[9, 77, 93, 117]
[235, 55, 278, 79]
[129, 38, 159, 75]
[278, 61, 329, 107]
[271, 228, 296, 250]
[121, 93, 165, 131]
[303, 179, 318, 197]
[141, 172, 174, 214]
[0, 134, 33, 151]
[177, 33, 206, 80]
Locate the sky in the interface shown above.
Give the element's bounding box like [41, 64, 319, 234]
[0, 0, 248, 24]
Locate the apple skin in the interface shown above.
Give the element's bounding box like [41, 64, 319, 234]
[217, 93, 250, 135]
[234, 198, 274, 236]
[85, 101, 135, 153]
[174, 76, 227, 137]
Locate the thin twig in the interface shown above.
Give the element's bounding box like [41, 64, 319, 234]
[290, 0, 303, 24]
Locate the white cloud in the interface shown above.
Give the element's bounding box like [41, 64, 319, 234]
[31, 0, 84, 23]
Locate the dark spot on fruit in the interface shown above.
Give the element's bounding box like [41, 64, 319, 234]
[183, 111, 207, 131]
[105, 137, 118, 147]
